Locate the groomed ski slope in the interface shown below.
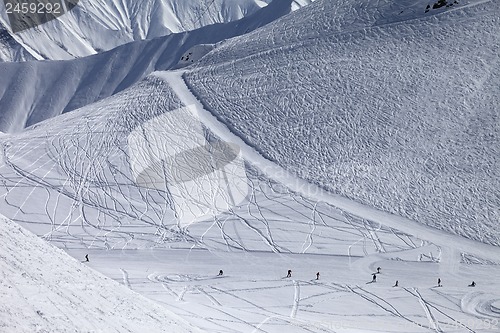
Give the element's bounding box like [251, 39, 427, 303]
[160, 70, 500, 265]
[0, 0, 498, 331]
[184, 0, 500, 245]
[0, 214, 199, 333]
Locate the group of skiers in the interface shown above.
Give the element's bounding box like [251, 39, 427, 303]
[368, 270, 476, 288]
[282, 267, 477, 288]
[83, 255, 478, 288]
[285, 270, 320, 280]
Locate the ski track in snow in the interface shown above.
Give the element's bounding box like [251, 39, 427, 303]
[184, 0, 500, 247]
[413, 288, 443, 332]
[156, 69, 500, 264]
[0, 65, 498, 332]
[120, 268, 132, 289]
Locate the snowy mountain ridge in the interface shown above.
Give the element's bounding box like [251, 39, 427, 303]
[0, 0, 266, 61]
[0, 0, 300, 133]
[0, 0, 314, 62]
[0, 0, 499, 331]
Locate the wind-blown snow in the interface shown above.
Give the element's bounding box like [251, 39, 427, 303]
[0, 214, 198, 333]
[183, 0, 500, 245]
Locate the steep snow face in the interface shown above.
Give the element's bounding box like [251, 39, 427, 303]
[0, 0, 313, 62]
[0, 0, 300, 132]
[0, 214, 198, 333]
[0, 0, 265, 61]
[183, 0, 500, 245]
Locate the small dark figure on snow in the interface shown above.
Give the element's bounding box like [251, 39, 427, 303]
[437, 278, 442, 287]
[377, 267, 381, 274]
[372, 273, 377, 282]
[316, 272, 320, 280]
[287, 269, 292, 278]
[393, 280, 399, 287]
[85, 254, 89, 262]
[468, 281, 476, 287]
[218, 270, 223, 276]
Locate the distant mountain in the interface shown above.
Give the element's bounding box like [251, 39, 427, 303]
[0, 0, 302, 132]
[0, 0, 313, 62]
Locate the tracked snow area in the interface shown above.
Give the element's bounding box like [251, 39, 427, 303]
[0, 67, 499, 332]
[184, 0, 500, 245]
[0, 214, 199, 333]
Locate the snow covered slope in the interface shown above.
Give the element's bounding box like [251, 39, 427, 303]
[0, 0, 299, 132]
[0, 0, 499, 331]
[184, 0, 500, 245]
[0, 214, 198, 333]
[0, 0, 267, 62]
[1, 68, 499, 332]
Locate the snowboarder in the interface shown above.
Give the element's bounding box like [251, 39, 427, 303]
[85, 254, 89, 262]
[393, 280, 399, 287]
[316, 272, 320, 280]
[468, 281, 476, 287]
[377, 267, 381, 274]
[372, 273, 377, 282]
[437, 278, 442, 287]
[218, 270, 223, 276]
[287, 269, 292, 278]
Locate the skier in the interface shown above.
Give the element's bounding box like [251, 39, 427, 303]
[377, 267, 381, 274]
[437, 278, 442, 287]
[372, 273, 377, 282]
[287, 269, 292, 278]
[85, 254, 89, 262]
[218, 270, 223, 276]
[393, 280, 399, 287]
[468, 281, 476, 287]
[316, 272, 320, 280]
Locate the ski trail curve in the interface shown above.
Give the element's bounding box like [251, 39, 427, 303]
[154, 70, 500, 264]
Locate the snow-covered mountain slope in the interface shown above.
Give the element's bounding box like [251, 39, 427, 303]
[1, 69, 499, 332]
[0, 0, 499, 331]
[0, 0, 266, 62]
[0, 214, 198, 333]
[183, 0, 500, 245]
[0, 0, 300, 133]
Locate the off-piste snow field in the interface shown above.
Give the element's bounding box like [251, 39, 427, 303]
[0, 0, 499, 332]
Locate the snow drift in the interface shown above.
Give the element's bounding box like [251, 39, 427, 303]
[0, 214, 198, 333]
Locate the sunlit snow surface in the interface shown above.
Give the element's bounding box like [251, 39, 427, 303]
[0, 0, 300, 132]
[0, 70, 499, 332]
[0, 0, 305, 61]
[0, 0, 499, 332]
[184, 0, 500, 245]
